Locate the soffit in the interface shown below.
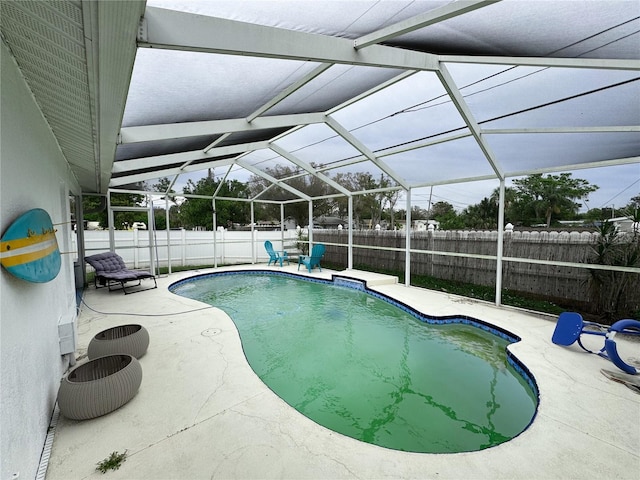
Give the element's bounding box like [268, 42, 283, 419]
[0, 0, 144, 193]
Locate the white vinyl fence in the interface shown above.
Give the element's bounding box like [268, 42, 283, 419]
[79, 229, 300, 272]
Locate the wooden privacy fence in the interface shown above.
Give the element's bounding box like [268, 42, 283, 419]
[314, 229, 639, 313]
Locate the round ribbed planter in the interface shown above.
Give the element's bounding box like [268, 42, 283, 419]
[88, 324, 149, 359]
[58, 354, 143, 420]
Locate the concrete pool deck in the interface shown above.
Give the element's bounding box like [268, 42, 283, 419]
[46, 265, 639, 479]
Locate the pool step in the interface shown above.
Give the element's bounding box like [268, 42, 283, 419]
[336, 269, 398, 287]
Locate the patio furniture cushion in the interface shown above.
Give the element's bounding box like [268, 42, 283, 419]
[85, 252, 157, 294]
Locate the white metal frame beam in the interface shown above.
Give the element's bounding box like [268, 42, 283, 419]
[325, 116, 410, 190]
[110, 156, 239, 187]
[439, 55, 640, 71]
[236, 159, 311, 201]
[310, 131, 474, 175]
[354, 0, 500, 49]
[409, 174, 498, 190]
[139, 7, 439, 71]
[504, 155, 640, 177]
[203, 133, 232, 153]
[269, 144, 352, 197]
[112, 141, 269, 173]
[436, 63, 505, 179]
[119, 113, 326, 144]
[482, 126, 640, 134]
[247, 63, 334, 122]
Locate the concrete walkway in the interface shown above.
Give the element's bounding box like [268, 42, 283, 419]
[46, 265, 639, 479]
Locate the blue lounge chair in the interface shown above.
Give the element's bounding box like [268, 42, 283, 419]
[298, 243, 325, 273]
[264, 240, 289, 267]
[552, 311, 640, 374]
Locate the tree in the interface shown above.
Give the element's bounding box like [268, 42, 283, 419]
[489, 187, 518, 224]
[248, 164, 334, 226]
[215, 180, 252, 228]
[153, 206, 182, 230]
[379, 175, 401, 229]
[82, 194, 106, 228]
[343, 173, 400, 228]
[150, 177, 181, 230]
[249, 167, 400, 229]
[411, 206, 430, 220]
[82, 184, 147, 229]
[396, 206, 429, 228]
[180, 171, 250, 230]
[627, 194, 640, 210]
[462, 197, 498, 229]
[333, 172, 379, 227]
[512, 173, 598, 227]
[589, 220, 640, 321]
[429, 201, 455, 218]
[179, 178, 214, 230]
[436, 210, 465, 230]
[153, 177, 174, 196]
[582, 207, 604, 224]
[624, 194, 640, 226]
[428, 201, 464, 230]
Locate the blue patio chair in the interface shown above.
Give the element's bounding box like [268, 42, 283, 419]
[552, 311, 640, 374]
[264, 240, 289, 267]
[298, 243, 325, 273]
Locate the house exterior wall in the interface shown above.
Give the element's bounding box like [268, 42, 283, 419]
[1, 40, 80, 480]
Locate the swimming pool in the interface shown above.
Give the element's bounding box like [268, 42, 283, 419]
[170, 271, 538, 453]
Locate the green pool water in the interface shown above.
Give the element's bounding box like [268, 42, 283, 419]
[171, 273, 538, 453]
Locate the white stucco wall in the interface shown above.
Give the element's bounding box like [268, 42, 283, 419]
[1, 40, 80, 480]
